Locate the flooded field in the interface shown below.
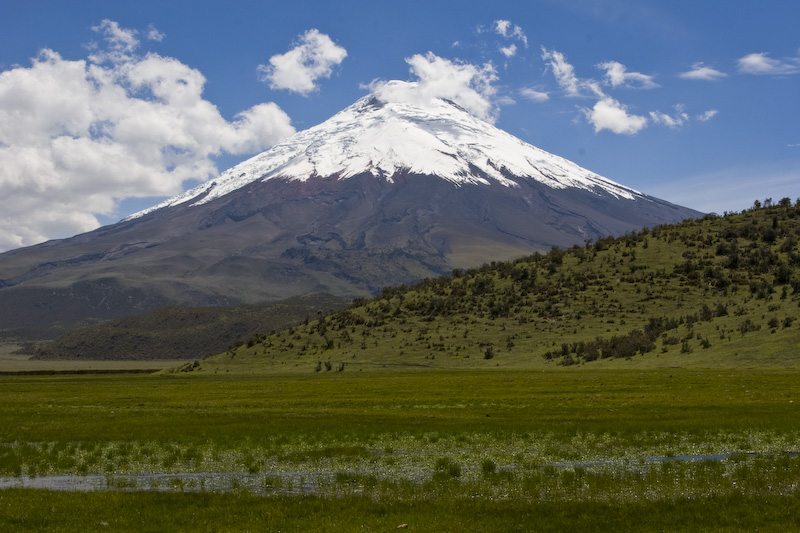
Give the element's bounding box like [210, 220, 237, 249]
[2, 451, 794, 496]
[1, 369, 799, 530]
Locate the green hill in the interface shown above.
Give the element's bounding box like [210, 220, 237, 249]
[194, 198, 800, 373]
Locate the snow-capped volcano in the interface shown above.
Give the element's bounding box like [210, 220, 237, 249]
[131, 82, 639, 219]
[0, 83, 702, 339]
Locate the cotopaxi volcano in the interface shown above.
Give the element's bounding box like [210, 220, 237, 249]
[0, 82, 701, 338]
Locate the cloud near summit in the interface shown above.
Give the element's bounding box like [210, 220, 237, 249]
[366, 52, 499, 123]
[257, 29, 347, 95]
[0, 21, 295, 252]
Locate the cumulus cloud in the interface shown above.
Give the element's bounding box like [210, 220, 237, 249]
[541, 47, 581, 97]
[367, 52, 499, 123]
[541, 47, 722, 136]
[500, 44, 517, 58]
[257, 29, 347, 95]
[647, 106, 719, 129]
[542, 48, 649, 135]
[541, 47, 603, 98]
[519, 87, 549, 102]
[597, 61, 658, 89]
[738, 52, 800, 75]
[493, 20, 528, 47]
[584, 97, 647, 135]
[0, 22, 295, 252]
[92, 19, 138, 55]
[697, 110, 718, 122]
[146, 24, 165, 42]
[87, 19, 152, 65]
[496, 95, 516, 106]
[649, 106, 718, 128]
[678, 62, 727, 81]
[649, 105, 689, 129]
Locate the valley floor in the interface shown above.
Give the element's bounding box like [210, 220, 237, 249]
[0, 345, 192, 374]
[1, 368, 798, 531]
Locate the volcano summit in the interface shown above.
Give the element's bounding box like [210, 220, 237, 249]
[0, 82, 700, 338]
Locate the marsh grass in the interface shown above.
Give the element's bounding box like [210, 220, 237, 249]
[2, 371, 799, 478]
[1, 487, 799, 532]
[1, 369, 799, 529]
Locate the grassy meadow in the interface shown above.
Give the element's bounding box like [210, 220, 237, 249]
[1, 369, 799, 531]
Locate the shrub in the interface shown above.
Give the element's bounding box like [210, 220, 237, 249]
[434, 457, 461, 479]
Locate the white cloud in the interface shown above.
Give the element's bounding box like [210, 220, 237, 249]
[738, 52, 800, 75]
[368, 52, 499, 123]
[146, 24, 165, 43]
[500, 44, 517, 58]
[584, 97, 647, 135]
[697, 110, 718, 122]
[541, 49, 726, 137]
[88, 19, 139, 64]
[678, 62, 727, 81]
[597, 61, 658, 89]
[93, 19, 138, 53]
[542, 48, 650, 136]
[649, 105, 689, 129]
[541, 47, 603, 98]
[519, 87, 549, 102]
[257, 29, 347, 95]
[541, 47, 580, 97]
[0, 22, 295, 252]
[493, 20, 528, 47]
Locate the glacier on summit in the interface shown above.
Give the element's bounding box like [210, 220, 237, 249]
[129, 81, 641, 220]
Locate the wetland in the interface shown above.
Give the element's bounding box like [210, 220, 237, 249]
[1, 369, 798, 531]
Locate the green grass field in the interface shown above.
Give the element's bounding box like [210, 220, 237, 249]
[1, 369, 799, 531]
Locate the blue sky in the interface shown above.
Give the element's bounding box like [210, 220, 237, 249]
[0, 0, 798, 251]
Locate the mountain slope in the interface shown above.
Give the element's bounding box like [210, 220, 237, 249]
[197, 200, 800, 372]
[30, 293, 347, 361]
[0, 84, 700, 340]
